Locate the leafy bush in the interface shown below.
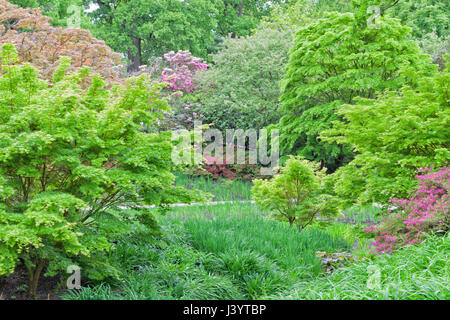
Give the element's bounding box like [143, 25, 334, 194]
[193, 28, 292, 132]
[193, 152, 262, 182]
[322, 61, 449, 204]
[0, 44, 202, 297]
[364, 166, 449, 253]
[252, 157, 339, 229]
[388, 0, 449, 39]
[277, 11, 434, 172]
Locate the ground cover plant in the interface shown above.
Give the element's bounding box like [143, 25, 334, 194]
[62, 202, 353, 300]
[269, 233, 450, 300]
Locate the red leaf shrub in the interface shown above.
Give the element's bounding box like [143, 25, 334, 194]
[0, 0, 121, 82]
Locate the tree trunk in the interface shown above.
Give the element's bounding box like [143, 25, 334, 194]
[288, 217, 295, 227]
[27, 261, 46, 299]
[127, 37, 142, 73]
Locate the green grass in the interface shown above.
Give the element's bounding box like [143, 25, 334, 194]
[170, 203, 350, 270]
[175, 173, 253, 201]
[64, 202, 351, 300]
[268, 234, 450, 300]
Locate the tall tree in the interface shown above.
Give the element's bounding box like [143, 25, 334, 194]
[84, 0, 221, 72]
[216, 0, 284, 38]
[277, 11, 434, 172]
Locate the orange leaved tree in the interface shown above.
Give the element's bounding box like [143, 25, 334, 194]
[0, 0, 121, 82]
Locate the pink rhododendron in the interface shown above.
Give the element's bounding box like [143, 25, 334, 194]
[365, 166, 449, 253]
[161, 50, 207, 93]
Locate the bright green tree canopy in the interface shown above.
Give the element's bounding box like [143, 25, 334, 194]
[277, 11, 435, 172]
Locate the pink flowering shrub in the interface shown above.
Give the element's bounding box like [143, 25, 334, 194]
[364, 166, 449, 253]
[161, 50, 208, 94]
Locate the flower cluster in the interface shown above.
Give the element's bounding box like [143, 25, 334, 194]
[364, 166, 449, 253]
[161, 50, 208, 94]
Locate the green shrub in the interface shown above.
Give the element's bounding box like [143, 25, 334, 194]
[193, 28, 292, 132]
[270, 234, 450, 300]
[322, 60, 449, 204]
[0, 43, 203, 297]
[252, 157, 339, 229]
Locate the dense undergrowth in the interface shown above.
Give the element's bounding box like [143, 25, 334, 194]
[63, 203, 352, 300]
[63, 199, 448, 300]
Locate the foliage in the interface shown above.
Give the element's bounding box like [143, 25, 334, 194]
[364, 166, 449, 253]
[388, 0, 449, 39]
[322, 62, 449, 204]
[175, 173, 253, 201]
[252, 157, 339, 229]
[63, 202, 349, 300]
[215, 0, 284, 38]
[419, 32, 450, 70]
[132, 51, 208, 132]
[85, 0, 221, 72]
[161, 50, 208, 94]
[0, 44, 204, 297]
[192, 150, 262, 182]
[277, 11, 434, 172]
[270, 233, 450, 300]
[0, 0, 121, 82]
[261, 0, 352, 31]
[194, 28, 292, 132]
[8, 0, 88, 27]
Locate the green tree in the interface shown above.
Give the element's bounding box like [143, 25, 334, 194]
[322, 59, 449, 205]
[216, 0, 284, 38]
[0, 43, 205, 297]
[261, 0, 353, 31]
[8, 0, 88, 27]
[193, 28, 292, 132]
[84, 0, 221, 72]
[388, 0, 449, 39]
[252, 156, 339, 230]
[277, 12, 434, 172]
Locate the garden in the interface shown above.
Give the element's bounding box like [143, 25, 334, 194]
[0, 0, 448, 301]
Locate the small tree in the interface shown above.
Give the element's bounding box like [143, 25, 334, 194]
[0, 43, 205, 298]
[0, 0, 121, 82]
[252, 156, 339, 230]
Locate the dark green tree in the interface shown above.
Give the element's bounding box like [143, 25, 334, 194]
[83, 0, 221, 72]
